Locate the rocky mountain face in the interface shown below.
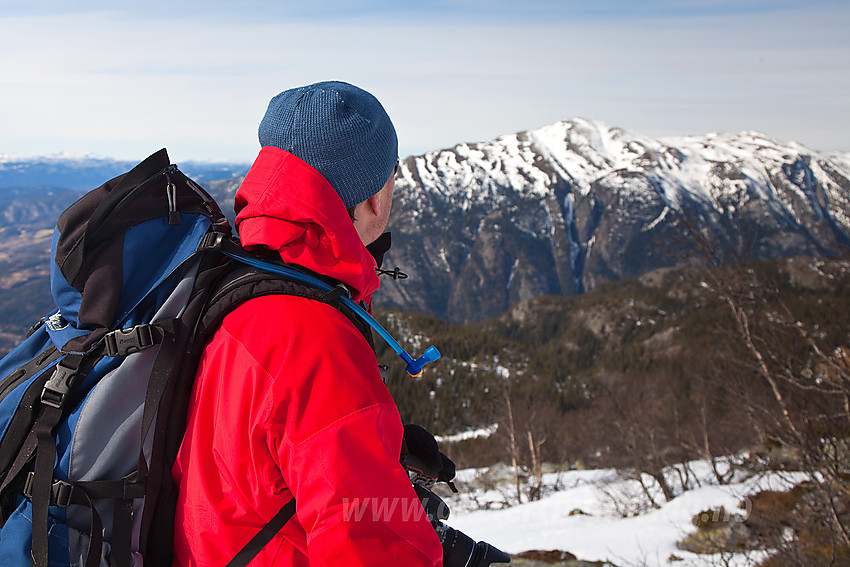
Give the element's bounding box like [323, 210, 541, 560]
[380, 119, 850, 323]
[0, 121, 848, 334]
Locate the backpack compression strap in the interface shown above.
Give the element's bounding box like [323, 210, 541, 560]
[226, 499, 296, 567]
[30, 353, 101, 567]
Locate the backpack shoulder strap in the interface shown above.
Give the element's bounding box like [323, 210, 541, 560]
[195, 259, 374, 352]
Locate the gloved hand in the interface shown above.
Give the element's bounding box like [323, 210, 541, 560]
[401, 424, 457, 491]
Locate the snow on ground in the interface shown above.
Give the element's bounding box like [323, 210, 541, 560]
[442, 460, 806, 567]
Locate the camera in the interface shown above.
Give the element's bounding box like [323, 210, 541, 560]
[403, 423, 510, 566]
[412, 483, 510, 566]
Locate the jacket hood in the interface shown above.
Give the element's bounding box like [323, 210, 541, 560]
[235, 147, 379, 303]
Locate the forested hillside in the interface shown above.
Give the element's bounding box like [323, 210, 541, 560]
[378, 254, 850, 471]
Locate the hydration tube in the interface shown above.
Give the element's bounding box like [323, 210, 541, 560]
[220, 248, 441, 377]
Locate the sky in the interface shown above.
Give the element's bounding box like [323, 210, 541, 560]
[1, 0, 849, 163]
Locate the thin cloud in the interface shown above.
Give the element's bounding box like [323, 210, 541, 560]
[1, 2, 848, 161]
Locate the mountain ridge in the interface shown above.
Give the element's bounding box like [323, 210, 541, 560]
[381, 118, 850, 322]
[0, 119, 848, 326]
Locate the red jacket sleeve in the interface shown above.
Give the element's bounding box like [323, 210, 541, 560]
[221, 294, 442, 565]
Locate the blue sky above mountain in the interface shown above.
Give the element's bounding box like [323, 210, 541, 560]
[1, 1, 848, 162]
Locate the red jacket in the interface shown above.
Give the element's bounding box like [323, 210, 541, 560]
[172, 147, 443, 566]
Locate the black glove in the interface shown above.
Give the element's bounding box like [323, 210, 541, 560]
[401, 424, 457, 491]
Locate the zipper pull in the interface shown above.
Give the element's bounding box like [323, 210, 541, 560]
[165, 171, 180, 225]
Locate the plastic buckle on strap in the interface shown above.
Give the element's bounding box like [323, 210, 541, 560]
[41, 361, 79, 408]
[103, 324, 156, 357]
[53, 480, 74, 507]
[199, 231, 225, 251]
[23, 472, 74, 507]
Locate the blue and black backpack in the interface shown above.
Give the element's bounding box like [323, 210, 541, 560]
[0, 149, 440, 567]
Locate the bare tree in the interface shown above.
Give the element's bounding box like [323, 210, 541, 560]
[526, 430, 546, 501]
[679, 212, 850, 553]
[501, 384, 522, 504]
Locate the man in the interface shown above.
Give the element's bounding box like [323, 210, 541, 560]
[172, 81, 444, 566]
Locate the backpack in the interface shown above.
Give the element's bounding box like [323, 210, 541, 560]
[0, 149, 440, 567]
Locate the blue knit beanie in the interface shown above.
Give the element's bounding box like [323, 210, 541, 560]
[258, 81, 398, 208]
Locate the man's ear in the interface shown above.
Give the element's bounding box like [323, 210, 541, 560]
[363, 190, 383, 218]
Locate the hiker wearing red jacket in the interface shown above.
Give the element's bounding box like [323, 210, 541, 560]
[172, 81, 443, 566]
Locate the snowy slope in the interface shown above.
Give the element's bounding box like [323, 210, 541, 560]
[401, 119, 849, 222]
[448, 461, 806, 567]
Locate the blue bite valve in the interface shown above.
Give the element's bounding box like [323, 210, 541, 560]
[406, 346, 441, 377]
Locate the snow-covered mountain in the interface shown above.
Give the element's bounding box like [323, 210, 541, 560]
[0, 121, 848, 325]
[381, 119, 850, 323]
